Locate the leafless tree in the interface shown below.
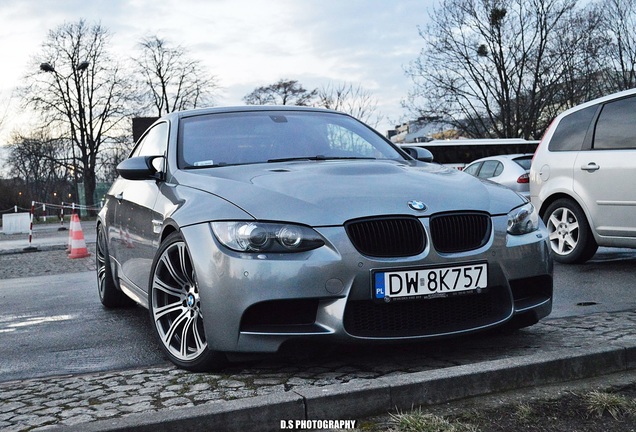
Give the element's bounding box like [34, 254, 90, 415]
[0, 178, 28, 212]
[134, 35, 219, 116]
[97, 134, 134, 184]
[0, 91, 9, 135]
[598, 0, 636, 91]
[549, 3, 609, 110]
[243, 79, 317, 106]
[5, 130, 74, 204]
[21, 20, 135, 212]
[404, 0, 583, 139]
[316, 82, 383, 127]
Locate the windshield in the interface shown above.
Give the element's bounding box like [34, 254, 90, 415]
[178, 110, 404, 168]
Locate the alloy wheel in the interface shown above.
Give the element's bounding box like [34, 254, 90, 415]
[546, 206, 579, 256]
[96, 229, 109, 298]
[151, 241, 207, 361]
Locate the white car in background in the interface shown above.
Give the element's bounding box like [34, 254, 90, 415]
[463, 154, 533, 198]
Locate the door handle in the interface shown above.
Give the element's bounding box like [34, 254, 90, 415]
[581, 163, 600, 172]
[115, 192, 123, 202]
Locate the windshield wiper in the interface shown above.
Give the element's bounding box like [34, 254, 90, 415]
[267, 155, 375, 163]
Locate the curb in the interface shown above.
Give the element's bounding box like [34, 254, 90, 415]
[0, 244, 69, 255]
[0, 240, 95, 256]
[53, 343, 636, 432]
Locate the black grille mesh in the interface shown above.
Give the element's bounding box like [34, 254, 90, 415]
[345, 217, 425, 257]
[429, 213, 491, 253]
[344, 290, 509, 337]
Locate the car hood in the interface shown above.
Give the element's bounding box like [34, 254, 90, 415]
[174, 160, 524, 226]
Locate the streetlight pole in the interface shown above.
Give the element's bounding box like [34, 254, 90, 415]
[39, 61, 89, 212]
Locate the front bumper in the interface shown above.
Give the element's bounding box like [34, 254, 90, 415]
[181, 215, 552, 353]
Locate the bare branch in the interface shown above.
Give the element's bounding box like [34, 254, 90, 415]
[21, 20, 136, 210]
[134, 35, 219, 116]
[403, 0, 599, 140]
[316, 82, 383, 126]
[243, 79, 317, 106]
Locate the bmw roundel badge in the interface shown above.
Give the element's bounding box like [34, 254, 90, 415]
[408, 200, 427, 211]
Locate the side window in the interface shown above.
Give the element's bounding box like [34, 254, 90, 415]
[493, 162, 504, 177]
[130, 122, 169, 173]
[549, 106, 596, 152]
[478, 160, 501, 178]
[593, 97, 636, 150]
[131, 122, 169, 158]
[463, 162, 481, 176]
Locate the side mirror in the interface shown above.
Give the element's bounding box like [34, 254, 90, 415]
[117, 156, 163, 181]
[402, 146, 434, 163]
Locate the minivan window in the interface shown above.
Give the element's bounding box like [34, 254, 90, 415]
[593, 97, 636, 150]
[548, 106, 596, 152]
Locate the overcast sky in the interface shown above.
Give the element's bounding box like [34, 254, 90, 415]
[0, 0, 436, 144]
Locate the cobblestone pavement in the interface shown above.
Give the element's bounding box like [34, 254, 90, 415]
[0, 224, 96, 279]
[1, 310, 636, 431]
[1, 233, 636, 431]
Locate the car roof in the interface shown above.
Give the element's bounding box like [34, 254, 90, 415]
[554, 87, 636, 121]
[163, 105, 346, 121]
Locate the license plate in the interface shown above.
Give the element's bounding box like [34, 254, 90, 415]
[373, 263, 487, 301]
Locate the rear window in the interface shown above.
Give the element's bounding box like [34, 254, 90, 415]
[512, 156, 532, 170]
[548, 106, 596, 152]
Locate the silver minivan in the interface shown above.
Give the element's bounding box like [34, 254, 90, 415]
[530, 88, 636, 264]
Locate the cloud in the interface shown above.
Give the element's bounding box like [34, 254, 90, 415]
[0, 0, 435, 138]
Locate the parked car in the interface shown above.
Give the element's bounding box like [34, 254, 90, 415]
[463, 154, 533, 197]
[97, 106, 553, 371]
[530, 88, 636, 264]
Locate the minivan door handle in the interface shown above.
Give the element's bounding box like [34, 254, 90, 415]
[581, 162, 600, 172]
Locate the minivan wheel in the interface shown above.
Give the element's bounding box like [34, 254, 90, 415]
[542, 198, 598, 264]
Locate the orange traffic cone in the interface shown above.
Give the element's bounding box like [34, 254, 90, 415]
[68, 214, 90, 259]
[67, 214, 76, 253]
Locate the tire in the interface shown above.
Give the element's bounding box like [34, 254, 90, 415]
[148, 232, 226, 371]
[542, 198, 598, 264]
[96, 225, 134, 308]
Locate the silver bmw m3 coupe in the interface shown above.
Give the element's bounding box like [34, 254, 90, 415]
[96, 106, 553, 371]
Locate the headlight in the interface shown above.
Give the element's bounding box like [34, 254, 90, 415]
[507, 202, 539, 235]
[211, 221, 325, 253]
